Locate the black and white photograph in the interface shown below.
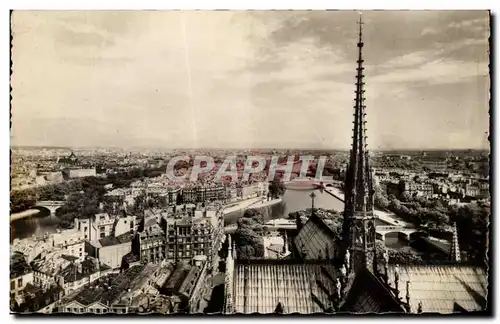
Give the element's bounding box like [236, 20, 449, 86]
[9, 9, 491, 315]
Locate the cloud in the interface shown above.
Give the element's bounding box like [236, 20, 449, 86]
[374, 59, 488, 85]
[448, 17, 489, 29]
[10, 10, 490, 150]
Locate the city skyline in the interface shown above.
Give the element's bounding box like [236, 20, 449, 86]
[11, 10, 490, 150]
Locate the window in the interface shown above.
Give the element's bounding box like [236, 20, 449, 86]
[17, 278, 22, 287]
[89, 308, 94, 313]
[100, 232, 105, 238]
[10, 280, 15, 290]
[96, 309, 101, 314]
[84, 226, 88, 232]
[79, 247, 83, 251]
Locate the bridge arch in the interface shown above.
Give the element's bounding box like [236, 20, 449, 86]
[31, 206, 53, 216]
[33, 201, 65, 216]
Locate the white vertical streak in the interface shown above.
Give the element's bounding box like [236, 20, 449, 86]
[180, 12, 198, 148]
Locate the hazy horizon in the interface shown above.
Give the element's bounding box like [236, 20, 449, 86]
[10, 144, 490, 152]
[11, 11, 490, 150]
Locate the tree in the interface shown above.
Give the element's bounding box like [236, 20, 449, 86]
[10, 190, 37, 213]
[269, 181, 286, 199]
[388, 247, 423, 265]
[237, 217, 257, 228]
[243, 209, 264, 224]
[235, 224, 264, 259]
[374, 191, 389, 209]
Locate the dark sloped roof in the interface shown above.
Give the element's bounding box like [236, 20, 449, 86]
[233, 262, 337, 314]
[60, 259, 110, 283]
[162, 263, 191, 294]
[386, 264, 487, 313]
[341, 268, 404, 314]
[123, 252, 140, 264]
[14, 284, 64, 313]
[177, 262, 206, 299]
[68, 265, 146, 306]
[294, 214, 337, 260]
[99, 233, 133, 247]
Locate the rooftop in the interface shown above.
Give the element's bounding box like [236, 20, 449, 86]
[341, 268, 404, 313]
[60, 258, 110, 283]
[98, 232, 134, 247]
[162, 263, 192, 294]
[122, 252, 140, 265]
[64, 264, 159, 307]
[386, 264, 487, 313]
[31, 249, 72, 277]
[177, 261, 206, 299]
[232, 261, 337, 314]
[13, 283, 64, 313]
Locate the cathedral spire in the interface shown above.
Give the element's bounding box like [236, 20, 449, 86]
[450, 222, 461, 262]
[341, 13, 377, 275]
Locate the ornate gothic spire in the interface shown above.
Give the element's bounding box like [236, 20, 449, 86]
[450, 222, 461, 262]
[341, 13, 377, 275]
[223, 235, 235, 314]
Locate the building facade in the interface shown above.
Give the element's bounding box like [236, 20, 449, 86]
[10, 253, 34, 302]
[161, 205, 225, 272]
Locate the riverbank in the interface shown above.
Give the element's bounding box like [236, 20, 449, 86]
[323, 186, 411, 227]
[10, 209, 40, 222]
[247, 197, 283, 209]
[222, 197, 262, 215]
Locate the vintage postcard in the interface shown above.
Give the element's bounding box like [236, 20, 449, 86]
[9, 10, 490, 315]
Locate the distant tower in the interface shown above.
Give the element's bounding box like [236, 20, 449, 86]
[341, 14, 378, 275]
[450, 222, 461, 262]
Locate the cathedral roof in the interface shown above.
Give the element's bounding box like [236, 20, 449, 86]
[386, 264, 487, 313]
[340, 267, 404, 313]
[232, 261, 337, 314]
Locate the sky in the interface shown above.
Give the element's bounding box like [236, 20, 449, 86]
[10, 10, 490, 150]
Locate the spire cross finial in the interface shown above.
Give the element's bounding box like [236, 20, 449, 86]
[358, 12, 363, 24]
[310, 192, 316, 213]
